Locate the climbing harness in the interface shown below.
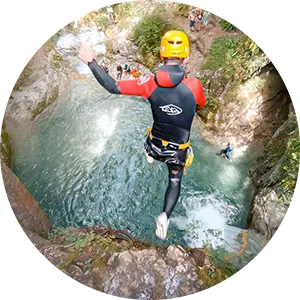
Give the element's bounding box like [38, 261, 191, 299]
[144, 128, 194, 174]
[184, 146, 194, 174]
[144, 128, 190, 150]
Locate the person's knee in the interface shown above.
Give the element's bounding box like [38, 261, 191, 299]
[169, 177, 181, 188]
[169, 169, 183, 188]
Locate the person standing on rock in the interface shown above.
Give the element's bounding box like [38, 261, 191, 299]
[78, 30, 206, 240]
[116, 65, 123, 80]
[107, 6, 114, 25]
[123, 63, 131, 75]
[188, 11, 196, 32]
[101, 64, 109, 74]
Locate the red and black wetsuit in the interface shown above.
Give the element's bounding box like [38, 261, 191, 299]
[88, 59, 206, 218]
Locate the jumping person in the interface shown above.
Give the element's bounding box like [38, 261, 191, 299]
[78, 30, 206, 240]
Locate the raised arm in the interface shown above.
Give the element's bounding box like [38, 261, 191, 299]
[88, 59, 120, 94]
[87, 59, 121, 94]
[78, 44, 155, 98]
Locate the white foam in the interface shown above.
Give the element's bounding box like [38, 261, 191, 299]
[173, 194, 242, 251]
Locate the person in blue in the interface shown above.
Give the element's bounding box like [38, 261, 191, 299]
[220, 142, 234, 161]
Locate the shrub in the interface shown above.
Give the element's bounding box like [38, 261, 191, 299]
[113, 2, 146, 21]
[203, 35, 263, 81]
[203, 242, 238, 277]
[280, 113, 300, 202]
[81, 9, 109, 31]
[97, 14, 110, 31]
[220, 19, 237, 32]
[132, 9, 182, 61]
[174, 3, 192, 16]
[203, 37, 238, 75]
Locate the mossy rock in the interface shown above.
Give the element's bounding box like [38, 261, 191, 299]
[31, 85, 59, 120]
[0, 121, 13, 168]
[51, 51, 64, 70]
[13, 67, 32, 92]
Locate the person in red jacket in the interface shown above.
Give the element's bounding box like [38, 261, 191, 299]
[78, 30, 206, 240]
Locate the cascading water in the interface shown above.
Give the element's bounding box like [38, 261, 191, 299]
[12, 28, 265, 267]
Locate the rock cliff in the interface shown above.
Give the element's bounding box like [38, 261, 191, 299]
[0, 2, 298, 297]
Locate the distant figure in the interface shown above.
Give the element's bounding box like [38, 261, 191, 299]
[123, 63, 131, 75]
[188, 11, 196, 32]
[101, 65, 109, 73]
[107, 6, 114, 24]
[220, 142, 234, 161]
[196, 10, 204, 32]
[116, 65, 123, 80]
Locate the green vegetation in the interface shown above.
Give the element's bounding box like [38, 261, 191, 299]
[203, 37, 239, 78]
[97, 14, 110, 31]
[51, 51, 64, 69]
[220, 19, 237, 32]
[47, 227, 137, 271]
[104, 39, 113, 60]
[31, 86, 59, 120]
[48, 31, 59, 45]
[173, 3, 192, 16]
[204, 37, 239, 72]
[132, 8, 183, 70]
[113, 2, 146, 22]
[1, 121, 13, 168]
[194, 243, 238, 288]
[279, 114, 300, 202]
[203, 35, 265, 83]
[46, 225, 238, 290]
[81, 9, 110, 31]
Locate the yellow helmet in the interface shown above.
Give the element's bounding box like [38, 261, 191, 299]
[160, 30, 190, 59]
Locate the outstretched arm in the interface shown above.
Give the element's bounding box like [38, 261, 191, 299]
[78, 44, 155, 98]
[88, 59, 121, 94]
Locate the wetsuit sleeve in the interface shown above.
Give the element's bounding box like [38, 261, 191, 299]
[194, 79, 206, 111]
[88, 59, 121, 94]
[88, 60, 156, 99]
[182, 78, 206, 111]
[117, 76, 156, 99]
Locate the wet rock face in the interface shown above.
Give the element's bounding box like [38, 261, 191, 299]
[251, 188, 288, 238]
[1, 161, 50, 233]
[102, 246, 204, 299]
[0, 122, 13, 168]
[5, 41, 70, 124]
[200, 65, 291, 148]
[56, 25, 107, 63]
[248, 105, 296, 238]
